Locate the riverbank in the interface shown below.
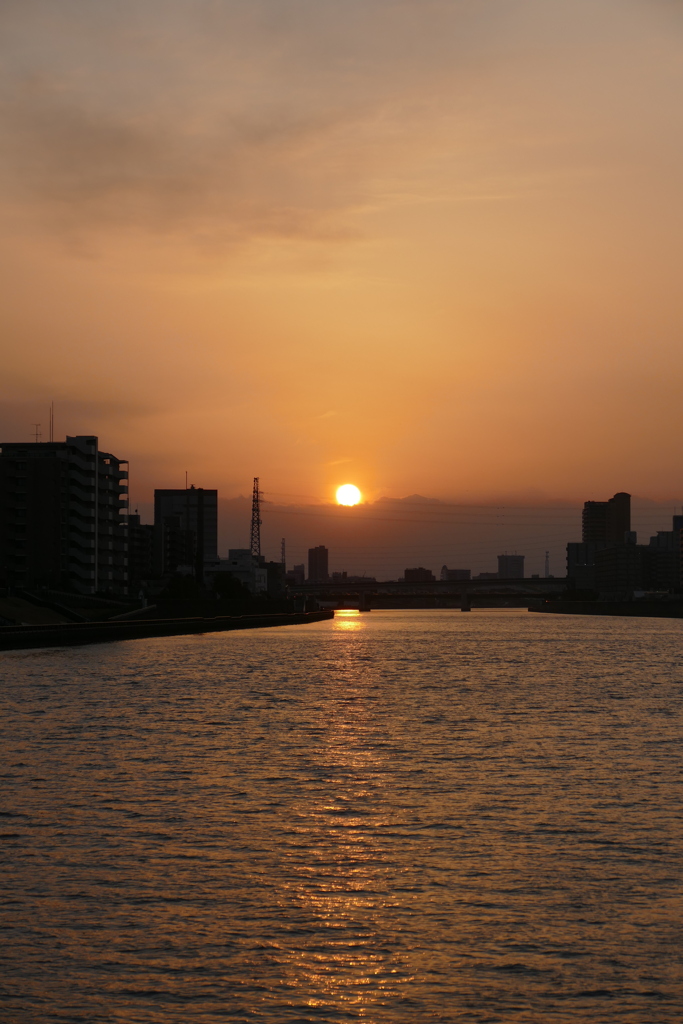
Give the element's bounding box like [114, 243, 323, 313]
[0, 610, 334, 651]
[529, 599, 683, 618]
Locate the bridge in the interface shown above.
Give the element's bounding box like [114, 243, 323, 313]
[288, 576, 571, 610]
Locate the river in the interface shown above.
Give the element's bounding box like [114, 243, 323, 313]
[1, 609, 682, 1022]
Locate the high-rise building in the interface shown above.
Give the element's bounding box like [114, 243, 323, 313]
[0, 435, 129, 595]
[582, 492, 631, 544]
[568, 492, 634, 589]
[497, 554, 525, 579]
[153, 487, 218, 581]
[308, 545, 329, 582]
[586, 513, 683, 595]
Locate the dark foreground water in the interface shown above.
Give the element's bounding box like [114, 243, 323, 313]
[1, 609, 682, 1023]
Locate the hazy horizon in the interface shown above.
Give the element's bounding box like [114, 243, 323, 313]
[129, 490, 683, 580]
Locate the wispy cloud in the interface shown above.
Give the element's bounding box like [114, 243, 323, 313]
[2, 0, 645, 246]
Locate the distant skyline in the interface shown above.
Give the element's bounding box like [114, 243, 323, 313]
[2, 1, 683, 504]
[196, 492, 683, 581]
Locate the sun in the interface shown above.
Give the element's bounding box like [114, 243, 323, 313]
[336, 484, 361, 506]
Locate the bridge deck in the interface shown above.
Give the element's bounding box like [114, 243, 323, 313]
[291, 578, 570, 597]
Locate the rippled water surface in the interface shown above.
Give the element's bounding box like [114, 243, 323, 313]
[1, 609, 683, 1022]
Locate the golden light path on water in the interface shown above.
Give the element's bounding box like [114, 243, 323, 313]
[276, 611, 411, 1015]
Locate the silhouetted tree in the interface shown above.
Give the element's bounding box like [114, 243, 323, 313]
[211, 573, 252, 604]
[159, 574, 203, 602]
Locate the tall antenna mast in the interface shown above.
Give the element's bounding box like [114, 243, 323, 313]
[250, 477, 261, 558]
[544, 551, 550, 578]
[33, 423, 41, 442]
[49, 401, 54, 442]
[281, 537, 286, 567]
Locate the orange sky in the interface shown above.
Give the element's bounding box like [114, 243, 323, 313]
[1, 0, 683, 508]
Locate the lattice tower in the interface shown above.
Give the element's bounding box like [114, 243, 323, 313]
[250, 477, 262, 557]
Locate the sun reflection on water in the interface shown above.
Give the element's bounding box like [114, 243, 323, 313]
[333, 609, 366, 632]
[272, 633, 414, 1016]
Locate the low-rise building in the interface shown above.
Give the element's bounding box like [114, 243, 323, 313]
[330, 571, 377, 583]
[286, 564, 306, 585]
[214, 549, 267, 594]
[127, 514, 154, 591]
[566, 541, 606, 589]
[440, 566, 471, 581]
[594, 542, 647, 594]
[646, 515, 683, 591]
[265, 560, 286, 598]
[404, 567, 435, 582]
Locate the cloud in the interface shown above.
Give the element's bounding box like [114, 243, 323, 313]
[0, 82, 382, 243]
[0, 1, 493, 243]
[5, 0, 663, 246]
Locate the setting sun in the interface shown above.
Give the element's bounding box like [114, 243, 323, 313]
[336, 484, 361, 506]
